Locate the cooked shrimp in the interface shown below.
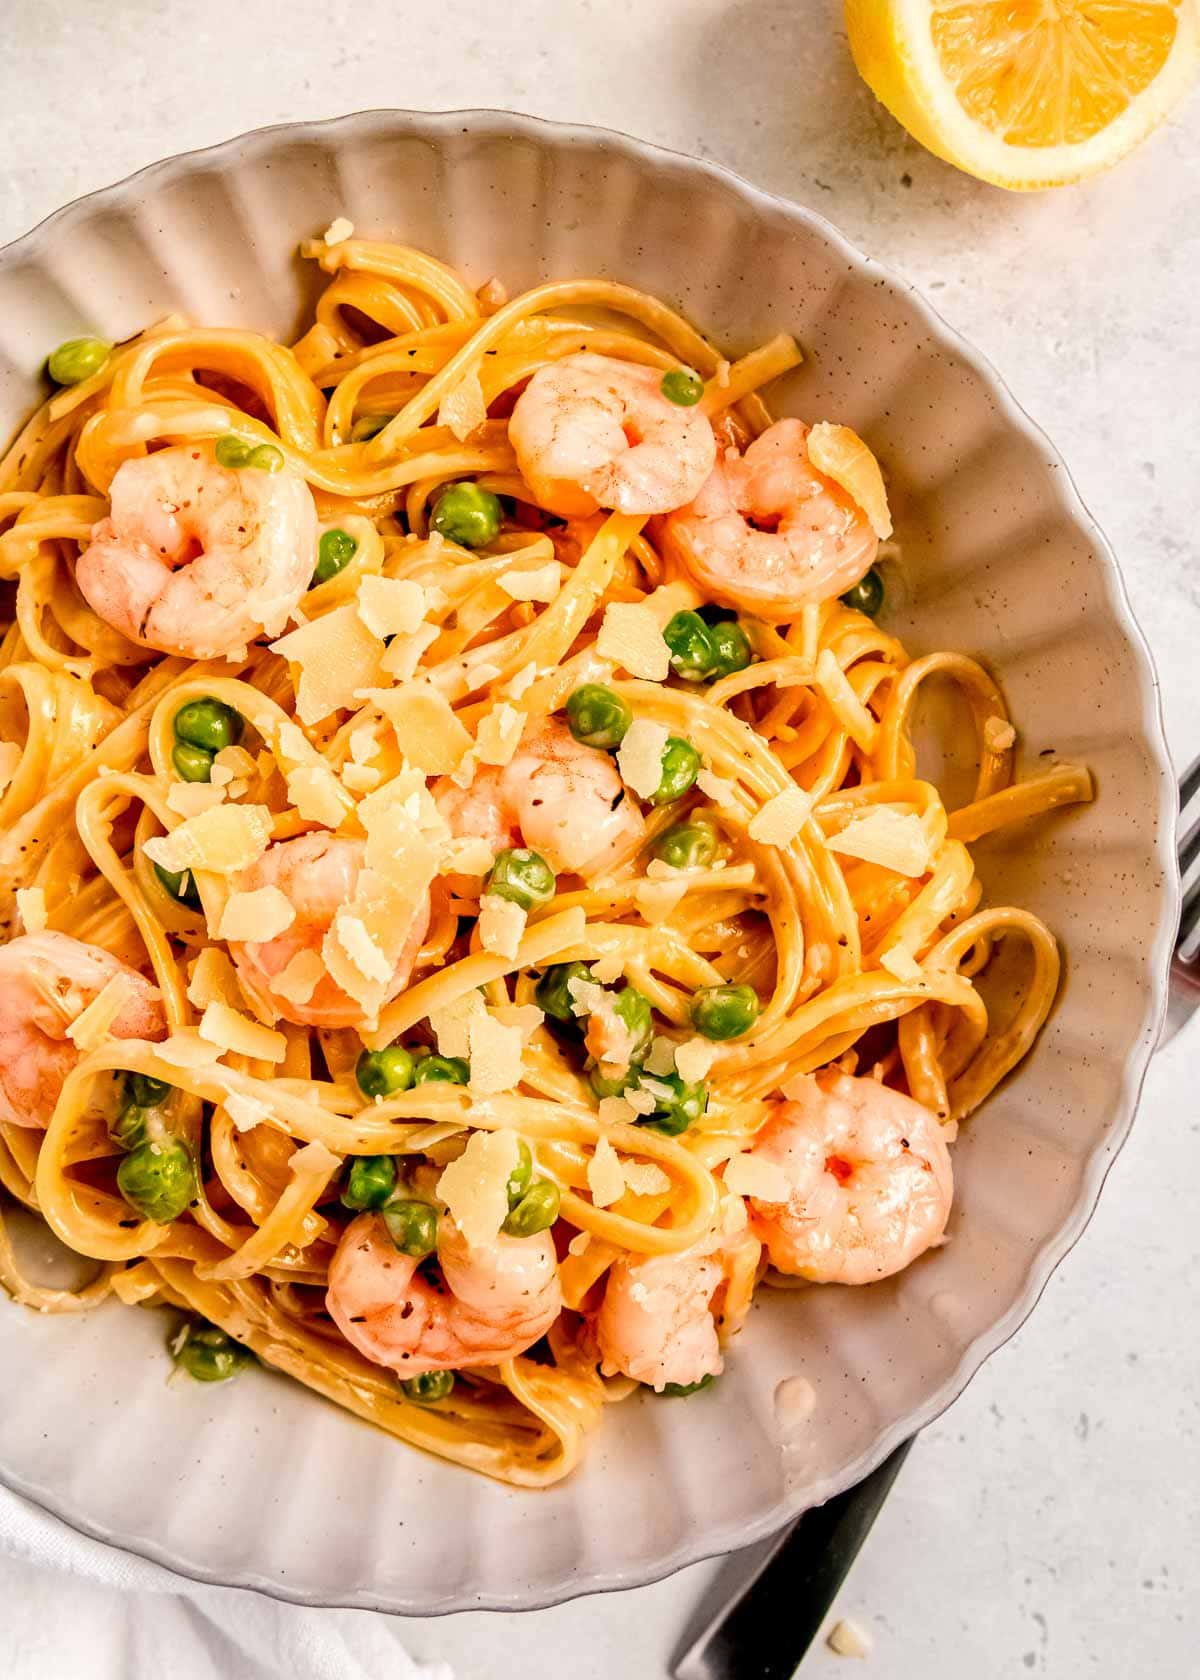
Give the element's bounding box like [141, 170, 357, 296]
[434, 717, 644, 878]
[744, 1070, 952, 1285]
[326, 1211, 562, 1377]
[0, 931, 165, 1129]
[594, 1230, 760, 1392]
[509, 352, 717, 519]
[659, 418, 877, 621]
[226, 833, 430, 1030]
[76, 443, 318, 659]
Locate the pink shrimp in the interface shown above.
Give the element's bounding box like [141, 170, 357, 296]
[744, 1071, 953, 1285]
[0, 931, 165, 1129]
[509, 352, 717, 518]
[659, 418, 878, 621]
[226, 833, 429, 1030]
[326, 1211, 562, 1378]
[76, 442, 318, 659]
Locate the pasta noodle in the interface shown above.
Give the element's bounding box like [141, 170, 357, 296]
[0, 231, 1092, 1486]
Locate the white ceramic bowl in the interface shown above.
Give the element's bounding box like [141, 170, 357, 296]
[0, 110, 1178, 1614]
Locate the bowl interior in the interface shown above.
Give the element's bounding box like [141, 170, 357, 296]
[0, 111, 1175, 1613]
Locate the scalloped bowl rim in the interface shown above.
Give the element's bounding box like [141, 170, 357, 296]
[0, 108, 1179, 1615]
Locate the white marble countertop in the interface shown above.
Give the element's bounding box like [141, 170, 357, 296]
[3, 2, 1197, 1674]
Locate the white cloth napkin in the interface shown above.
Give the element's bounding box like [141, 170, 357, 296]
[0, 1483, 453, 1680]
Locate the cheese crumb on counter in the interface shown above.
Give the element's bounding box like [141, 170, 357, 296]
[984, 715, 1016, 753]
[826, 1618, 873, 1659]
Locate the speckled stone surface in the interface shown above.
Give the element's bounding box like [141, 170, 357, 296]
[1, 2, 1197, 1674]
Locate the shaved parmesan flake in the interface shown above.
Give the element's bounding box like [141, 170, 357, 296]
[597, 601, 671, 681]
[323, 217, 354, 245]
[617, 718, 669, 800]
[436, 1128, 521, 1250]
[806, 421, 892, 541]
[290, 1139, 341, 1176]
[696, 768, 741, 810]
[587, 1137, 626, 1208]
[186, 947, 242, 1011]
[0, 739, 21, 798]
[566, 975, 605, 1017]
[15, 887, 47, 934]
[748, 786, 813, 847]
[588, 953, 623, 985]
[370, 686, 472, 775]
[286, 764, 349, 829]
[449, 748, 479, 791]
[477, 275, 508, 311]
[275, 720, 311, 765]
[504, 662, 538, 700]
[225, 1091, 273, 1133]
[497, 562, 561, 603]
[720, 1192, 750, 1234]
[213, 745, 258, 782]
[635, 872, 689, 921]
[622, 1083, 657, 1117]
[380, 621, 440, 681]
[198, 1001, 287, 1063]
[724, 1153, 791, 1203]
[826, 1618, 873, 1659]
[330, 910, 392, 984]
[342, 763, 382, 794]
[478, 893, 527, 959]
[143, 804, 273, 878]
[437, 368, 488, 442]
[270, 606, 387, 726]
[674, 1037, 716, 1084]
[427, 990, 487, 1060]
[567, 1230, 592, 1258]
[621, 1160, 671, 1197]
[217, 886, 296, 944]
[438, 835, 494, 877]
[167, 781, 226, 818]
[984, 715, 1016, 753]
[349, 726, 379, 765]
[644, 1035, 677, 1077]
[474, 702, 524, 767]
[156, 1032, 222, 1069]
[65, 973, 137, 1049]
[467, 1013, 523, 1095]
[597, 1096, 638, 1127]
[827, 808, 931, 878]
[490, 1003, 545, 1042]
[879, 945, 924, 984]
[357, 575, 428, 639]
[272, 949, 326, 1009]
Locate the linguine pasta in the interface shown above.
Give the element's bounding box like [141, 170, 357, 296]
[0, 231, 1093, 1486]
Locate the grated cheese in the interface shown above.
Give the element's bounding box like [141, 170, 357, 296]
[826, 1618, 873, 1659]
[224, 1091, 273, 1133]
[357, 575, 428, 639]
[596, 601, 671, 681]
[143, 804, 273, 878]
[724, 1153, 791, 1203]
[436, 1128, 521, 1250]
[984, 715, 1016, 753]
[474, 702, 525, 767]
[621, 1160, 671, 1197]
[272, 949, 326, 1009]
[467, 1012, 524, 1095]
[497, 563, 561, 603]
[587, 1137, 626, 1208]
[15, 887, 47, 934]
[198, 1001, 288, 1063]
[370, 685, 472, 775]
[166, 781, 226, 818]
[826, 808, 931, 878]
[65, 973, 138, 1050]
[879, 944, 924, 984]
[322, 217, 354, 245]
[617, 718, 669, 800]
[186, 947, 243, 1011]
[477, 893, 527, 959]
[270, 606, 387, 726]
[437, 835, 495, 877]
[748, 785, 813, 847]
[674, 1037, 717, 1083]
[436, 368, 488, 442]
[427, 990, 487, 1060]
[696, 768, 741, 810]
[286, 764, 350, 829]
[217, 886, 296, 944]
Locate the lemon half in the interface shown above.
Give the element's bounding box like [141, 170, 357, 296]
[845, 0, 1200, 189]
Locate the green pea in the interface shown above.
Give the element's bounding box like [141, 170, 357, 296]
[246, 443, 284, 473]
[109, 1103, 147, 1152]
[117, 1139, 196, 1223]
[565, 683, 632, 749]
[174, 698, 245, 753]
[661, 1373, 716, 1397]
[502, 1178, 561, 1237]
[171, 1321, 252, 1383]
[412, 1054, 470, 1086]
[383, 1198, 438, 1258]
[652, 814, 718, 871]
[430, 482, 502, 549]
[663, 610, 718, 682]
[171, 741, 215, 782]
[636, 1071, 708, 1136]
[507, 1139, 534, 1208]
[708, 619, 753, 678]
[350, 413, 393, 442]
[341, 1154, 397, 1211]
[313, 527, 357, 585]
[534, 960, 592, 1023]
[487, 847, 556, 911]
[690, 983, 760, 1041]
[355, 1045, 416, 1100]
[153, 860, 201, 911]
[651, 737, 701, 806]
[660, 367, 705, 407]
[214, 433, 254, 469]
[126, 1072, 171, 1110]
[47, 336, 112, 386]
[612, 986, 654, 1063]
[402, 1369, 455, 1404]
[840, 566, 885, 619]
